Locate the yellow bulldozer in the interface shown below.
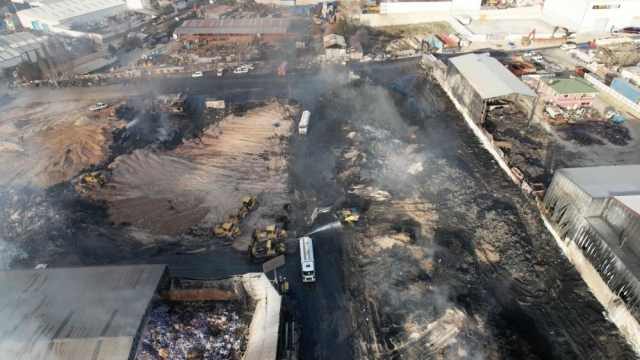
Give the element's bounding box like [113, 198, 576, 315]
[335, 207, 360, 223]
[213, 222, 241, 239]
[236, 195, 259, 220]
[248, 224, 286, 261]
[81, 171, 107, 186]
[252, 224, 286, 242]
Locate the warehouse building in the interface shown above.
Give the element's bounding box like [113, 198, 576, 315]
[445, 53, 537, 124]
[544, 165, 640, 320]
[0, 264, 169, 360]
[173, 18, 302, 41]
[0, 32, 48, 75]
[543, 0, 640, 32]
[323, 33, 346, 60]
[17, 0, 128, 33]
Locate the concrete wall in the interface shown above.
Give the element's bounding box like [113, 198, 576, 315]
[253, 0, 295, 6]
[585, 73, 640, 118]
[381, 1, 451, 14]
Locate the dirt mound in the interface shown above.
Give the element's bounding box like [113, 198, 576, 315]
[81, 102, 295, 238]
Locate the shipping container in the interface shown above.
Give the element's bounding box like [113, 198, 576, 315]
[611, 78, 640, 103]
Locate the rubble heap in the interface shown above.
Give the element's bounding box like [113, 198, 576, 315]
[137, 301, 248, 360]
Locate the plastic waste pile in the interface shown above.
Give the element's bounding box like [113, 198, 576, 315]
[136, 301, 248, 360]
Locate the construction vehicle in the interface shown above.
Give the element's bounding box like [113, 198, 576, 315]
[522, 27, 568, 46]
[248, 225, 286, 261]
[81, 171, 107, 186]
[253, 224, 287, 242]
[308, 206, 361, 225]
[213, 222, 241, 239]
[236, 195, 259, 220]
[335, 207, 360, 223]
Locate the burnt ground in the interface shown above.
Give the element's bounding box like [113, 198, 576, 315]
[288, 67, 636, 359]
[0, 61, 636, 360]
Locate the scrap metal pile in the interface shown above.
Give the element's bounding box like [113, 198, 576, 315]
[137, 301, 248, 360]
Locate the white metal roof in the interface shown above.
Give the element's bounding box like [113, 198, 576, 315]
[0, 264, 166, 360]
[558, 165, 640, 198]
[17, 0, 126, 23]
[613, 194, 640, 215]
[449, 53, 537, 99]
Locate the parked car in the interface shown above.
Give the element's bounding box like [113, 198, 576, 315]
[560, 41, 577, 51]
[532, 55, 545, 62]
[507, 41, 516, 49]
[217, 68, 224, 77]
[89, 103, 108, 111]
[192, 71, 203, 77]
[240, 64, 254, 70]
[233, 68, 248, 74]
[523, 51, 536, 57]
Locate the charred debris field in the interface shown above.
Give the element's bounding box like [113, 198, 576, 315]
[290, 70, 635, 359]
[0, 65, 635, 360]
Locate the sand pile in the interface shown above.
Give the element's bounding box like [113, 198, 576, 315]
[83, 102, 295, 237]
[0, 100, 120, 188]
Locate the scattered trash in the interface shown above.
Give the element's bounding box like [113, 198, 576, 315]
[136, 301, 248, 360]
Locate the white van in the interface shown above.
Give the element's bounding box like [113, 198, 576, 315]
[299, 110, 310, 135]
[299, 237, 315, 283]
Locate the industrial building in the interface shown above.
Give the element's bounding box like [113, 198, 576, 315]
[173, 18, 302, 41]
[0, 32, 48, 75]
[323, 33, 346, 60]
[0, 264, 169, 360]
[544, 165, 640, 320]
[538, 77, 599, 108]
[543, 0, 640, 32]
[197, 4, 239, 20]
[16, 0, 128, 33]
[445, 53, 537, 124]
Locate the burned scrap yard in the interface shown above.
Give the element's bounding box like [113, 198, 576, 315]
[2, 26, 640, 360]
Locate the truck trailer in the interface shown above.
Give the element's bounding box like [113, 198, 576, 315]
[299, 110, 310, 135]
[299, 237, 315, 283]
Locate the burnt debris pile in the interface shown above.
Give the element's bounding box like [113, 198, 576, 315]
[137, 301, 248, 360]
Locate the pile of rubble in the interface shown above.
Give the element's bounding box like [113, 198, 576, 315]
[137, 301, 248, 360]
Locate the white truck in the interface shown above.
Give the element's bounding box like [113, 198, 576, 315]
[299, 110, 310, 135]
[299, 237, 315, 283]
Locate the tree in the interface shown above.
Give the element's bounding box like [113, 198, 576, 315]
[333, 18, 348, 38]
[107, 43, 118, 56]
[16, 61, 43, 81]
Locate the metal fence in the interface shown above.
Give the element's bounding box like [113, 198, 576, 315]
[585, 73, 640, 117]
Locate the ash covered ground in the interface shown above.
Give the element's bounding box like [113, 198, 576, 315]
[0, 63, 636, 360]
[290, 67, 635, 359]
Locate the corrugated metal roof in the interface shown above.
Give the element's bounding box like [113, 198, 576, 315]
[449, 53, 537, 99]
[323, 34, 346, 48]
[0, 265, 167, 360]
[0, 33, 47, 67]
[175, 18, 292, 35]
[559, 165, 640, 198]
[17, 0, 126, 23]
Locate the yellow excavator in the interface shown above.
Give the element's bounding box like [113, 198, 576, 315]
[213, 222, 241, 239]
[248, 224, 287, 261]
[81, 171, 107, 186]
[236, 195, 259, 220]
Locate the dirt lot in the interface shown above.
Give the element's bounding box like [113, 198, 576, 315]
[290, 69, 635, 359]
[0, 98, 124, 188]
[80, 101, 295, 244]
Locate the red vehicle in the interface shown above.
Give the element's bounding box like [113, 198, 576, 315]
[278, 61, 288, 76]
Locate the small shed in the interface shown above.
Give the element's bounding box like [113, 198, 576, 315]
[323, 34, 346, 61]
